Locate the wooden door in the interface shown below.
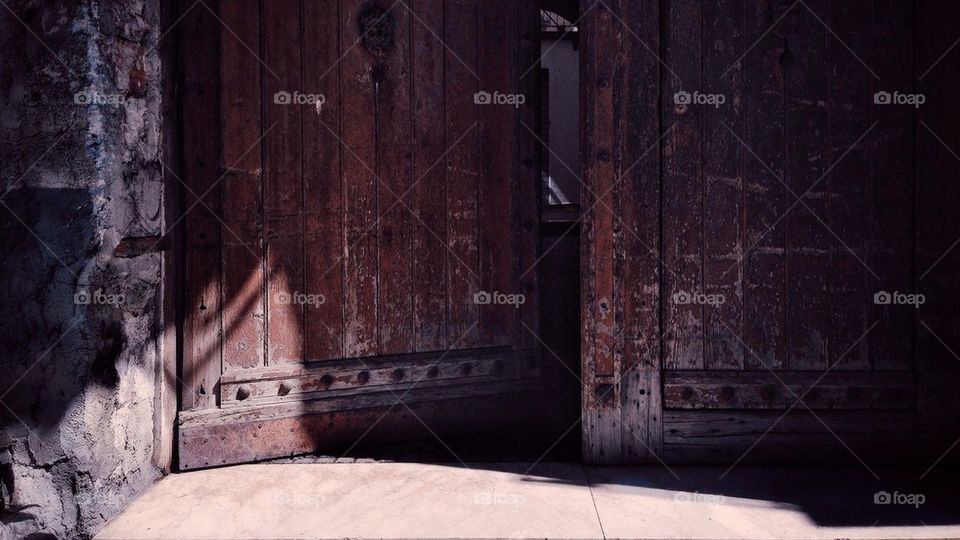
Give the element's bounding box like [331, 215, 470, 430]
[175, 0, 541, 469]
[580, 0, 958, 465]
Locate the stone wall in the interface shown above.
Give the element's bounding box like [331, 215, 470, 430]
[0, 1, 167, 538]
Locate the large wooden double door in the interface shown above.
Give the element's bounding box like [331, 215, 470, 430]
[176, 0, 540, 469]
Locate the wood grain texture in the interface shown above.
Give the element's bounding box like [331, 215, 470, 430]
[303, 0, 345, 362]
[702, 0, 745, 371]
[478, 0, 515, 347]
[662, 0, 704, 371]
[341, 0, 379, 357]
[743, 1, 787, 371]
[617, 0, 663, 462]
[181, 0, 223, 409]
[444, 0, 481, 347]
[410, 0, 449, 352]
[263, 0, 305, 365]
[663, 409, 949, 464]
[826, 0, 871, 371]
[580, 0, 620, 463]
[783, 0, 830, 371]
[376, 4, 415, 355]
[220, 0, 265, 371]
[664, 370, 916, 410]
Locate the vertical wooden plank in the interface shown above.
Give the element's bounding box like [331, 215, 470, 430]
[262, 0, 304, 365]
[410, 0, 448, 352]
[869, 0, 913, 371]
[827, 0, 872, 371]
[444, 0, 481, 346]
[516, 0, 540, 360]
[303, 0, 344, 362]
[743, 1, 787, 370]
[783, 0, 830, 370]
[181, 0, 222, 409]
[662, 0, 703, 371]
[477, 0, 514, 347]
[376, 5, 414, 355]
[581, 1, 620, 463]
[220, 0, 265, 371]
[341, 0, 379, 357]
[702, 0, 744, 371]
[618, 0, 663, 461]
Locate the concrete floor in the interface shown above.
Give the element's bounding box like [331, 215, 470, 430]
[96, 463, 960, 539]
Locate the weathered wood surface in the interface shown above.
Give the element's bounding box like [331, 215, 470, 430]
[220, 0, 265, 371]
[303, 0, 345, 362]
[181, 0, 223, 410]
[220, 347, 519, 407]
[179, 383, 541, 469]
[664, 371, 916, 410]
[263, 0, 305, 365]
[581, 0, 947, 463]
[663, 410, 951, 464]
[580, 0, 621, 464]
[178, 0, 541, 466]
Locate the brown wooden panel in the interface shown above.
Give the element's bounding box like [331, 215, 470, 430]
[618, 0, 663, 461]
[303, 0, 345, 362]
[784, 0, 830, 370]
[263, 0, 304, 364]
[341, 0, 379, 357]
[410, 0, 449, 352]
[664, 370, 916, 410]
[181, 1, 223, 409]
[220, 347, 520, 408]
[220, 0, 265, 371]
[377, 5, 415, 355]
[478, 0, 515, 347]
[662, 0, 704, 371]
[743, 2, 787, 371]
[179, 383, 541, 469]
[584, 2, 616, 379]
[663, 410, 951, 464]
[580, 1, 620, 464]
[444, 0, 481, 347]
[702, 0, 744, 371]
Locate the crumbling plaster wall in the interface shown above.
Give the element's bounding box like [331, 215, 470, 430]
[0, 1, 169, 538]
